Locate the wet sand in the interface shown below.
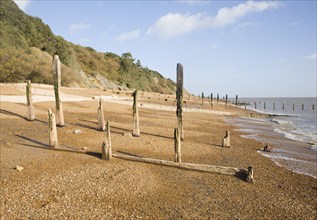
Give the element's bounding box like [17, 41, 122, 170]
[0, 83, 316, 219]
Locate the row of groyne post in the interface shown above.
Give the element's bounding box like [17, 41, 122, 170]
[249, 101, 316, 111]
[23, 56, 254, 183]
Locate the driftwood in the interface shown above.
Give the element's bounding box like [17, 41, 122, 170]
[112, 153, 251, 181]
[174, 128, 181, 163]
[132, 90, 140, 137]
[246, 166, 254, 183]
[222, 130, 230, 147]
[48, 108, 58, 148]
[102, 121, 112, 160]
[97, 98, 106, 131]
[176, 63, 184, 141]
[52, 55, 64, 127]
[26, 80, 35, 121]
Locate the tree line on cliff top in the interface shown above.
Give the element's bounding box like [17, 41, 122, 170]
[0, 0, 176, 94]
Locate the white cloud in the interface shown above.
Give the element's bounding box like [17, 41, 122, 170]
[147, 1, 282, 38]
[70, 23, 91, 32]
[178, 0, 211, 5]
[114, 29, 140, 42]
[302, 53, 317, 60]
[231, 22, 260, 33]
[14, 0, 31, 11]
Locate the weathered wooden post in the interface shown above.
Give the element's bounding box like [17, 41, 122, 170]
[97, 98, 106, 131]
[246, 166, 254, 183]
[244, 102, 246, 109]
[273, 102, 275, 110]
[132, 90, 140, 137]
[293, 103, 295, 111]
[26, 80, 35, 121]
[282, 102, 285, 111]
[52, 55, 64, 127]
[102, 121, 112, 160]
[222, 130, 230, 147]
[254, 101, 257, 109]
[210, 93, 213, 106]
[225, 94, 228, 108]
[235, 95, 238, 107]
[313, 104, 315, 110]
[217, 93, 219, 104]
[302, 103, 304, 110]
[176, 63, 184, 141]
[174, 128, 181, 163]
[48, 108, 58, 148]
[264, 102, 266, 110]
[201, 92, 204, 105]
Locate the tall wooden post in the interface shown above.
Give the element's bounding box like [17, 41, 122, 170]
[102, 121, 112, 160]
[210, 93, 213, 105]
[52, 55, 64, 127]
[48, 108, 58, 148]
[174, 128, 181, 163]
[235, 95, 238, 107]
[176, 63, 184, 141]
[26, 80, 35, 121]
[132, 90, 140, 137]
[201, 92, 204, 105]
[97, 98, 106, 131]
[225, 94, 228, 108]
[217, 93, 219, 104]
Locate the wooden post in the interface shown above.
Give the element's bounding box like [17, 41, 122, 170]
[48, 108, 58, 148]
[273, 102, 275, 110]
[222, 130, 230, 147]
[313, 104, 315, 110]
[302, 103, 304, 110]
[282, 102, 285, 111]
[264, 102, 266, 110]
[102, 121, 112, 160]
[246, 166, 254, 183]
[52, 55, 64, 127]
[254, 101, 257, 109]
[201, 92, 204, 105]
[176, 63, 184, 141]
[174, 128, 181, 163]
[225, 94, 228, 108]
[26, 80, 35, 121]
[235, 95, 238, 107]
[244, 102, 246, 109]
[132, 90, 140, 137]
[210, 93, 213, 105]
[293, 103, 295, 111]
[217, 93, 219, 104]
[97, 98, 106, 131]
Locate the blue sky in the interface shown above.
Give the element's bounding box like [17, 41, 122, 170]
[14, 0, 316, 97]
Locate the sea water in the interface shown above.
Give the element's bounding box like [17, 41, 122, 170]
[226, 97, 317, 178]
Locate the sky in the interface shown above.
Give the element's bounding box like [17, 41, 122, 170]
[14, 0, 317, 97]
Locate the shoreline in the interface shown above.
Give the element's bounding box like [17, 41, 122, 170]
[1, 83, 316, 219]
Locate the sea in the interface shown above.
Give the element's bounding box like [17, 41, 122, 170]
[226, 97, 317, 179]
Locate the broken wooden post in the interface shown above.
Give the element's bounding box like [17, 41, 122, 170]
[246, 166, 254, 183]
[222, 130, 230, 147]
[176, 63, 184, 141]
[52, 55, 64, 127]
[26, 80, 35, 121]
[48, 108, 58, 148]
[97, 98, 106, 131]
[174, 128, 181, 163]
[132, 90, 140, 137]
[102, 121, 112, 160]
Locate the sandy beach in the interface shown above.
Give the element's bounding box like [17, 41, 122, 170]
[0, 83, 316, 219]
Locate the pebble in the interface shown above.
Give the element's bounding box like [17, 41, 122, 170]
[123, 133, 132, 138]
[15, 165, 24, 171]
[73, 130, 82, 134]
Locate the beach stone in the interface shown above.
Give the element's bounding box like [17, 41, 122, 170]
[15, 165, 24, 171]
[81, 147, 88, 151]
[73, 129, 82, 134]
[123, 133, 133, 138]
